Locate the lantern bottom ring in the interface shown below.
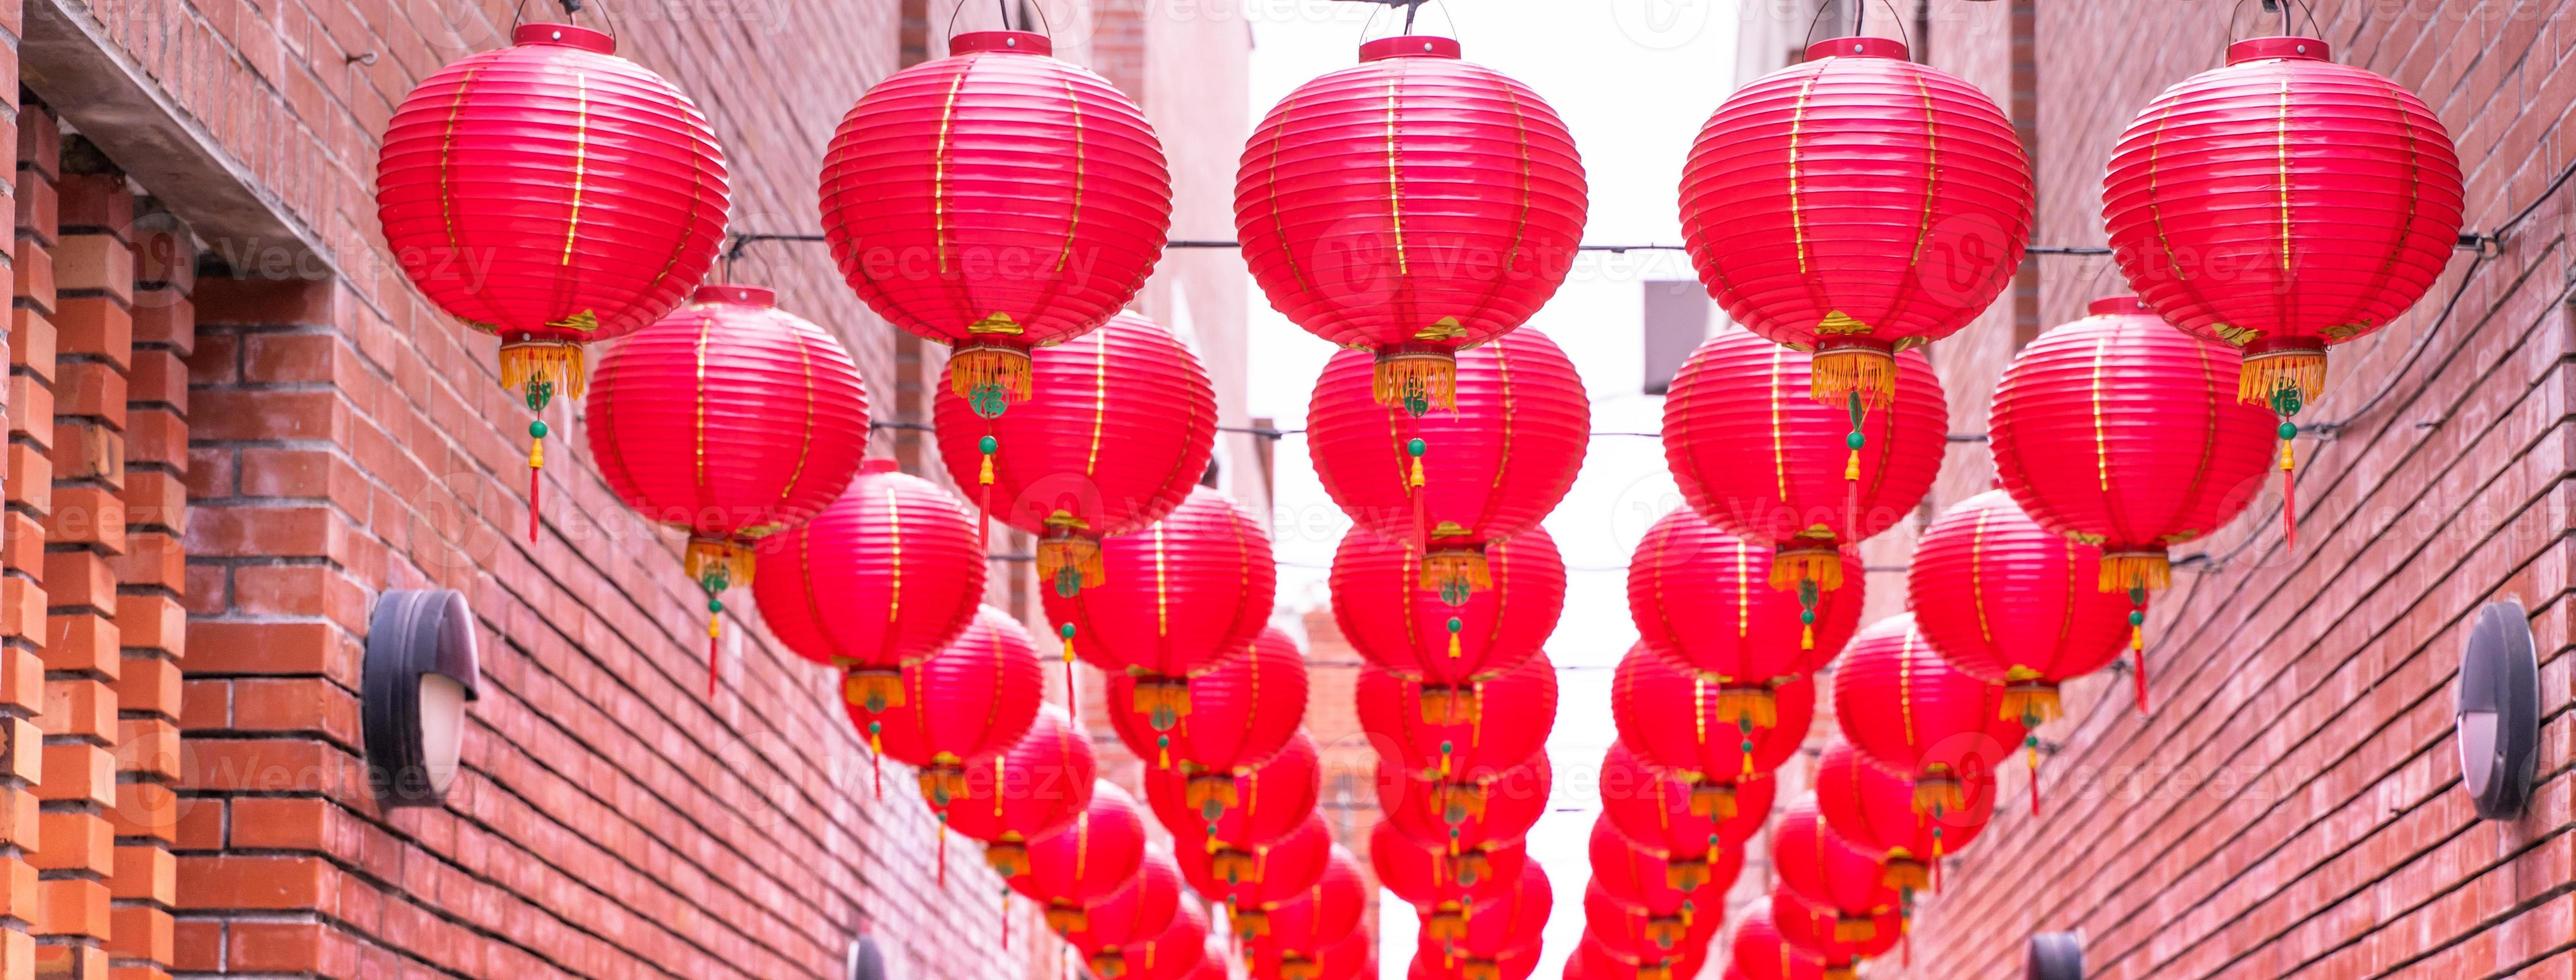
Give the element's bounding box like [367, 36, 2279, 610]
[1808, 338, 1897, 408]
[2098, 549, 2172, 593]
[946, 342, 1036, 412]
[2240, 340, 2331, 407]
[1769, 542, 1848, 592]
[1374, 348, 1461, 412]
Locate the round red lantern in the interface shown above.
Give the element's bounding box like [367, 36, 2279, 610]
[1251, 929, 1371, 980]
[1628, 508, 1862, 711]
[1990, 297, 2277, 705]
[1370, 821, 1526, 914]
[1611, 645, 1814, 790]
[1011, 780, 1150, 927]
[1380, 753, 1552, 858]
[1146, 731, 1320, 848]
[1412, 950, 1542, 980]
[1662, 327, 1945, 598]
[1768, 889, 1898, 973]
[821, 31, 1170, 417]
[1570, 940, 1705, 980]
[1236, 35, 1586, 414]
[1909, 489, 2132, 721]
[1769, 798, 1901, 944]
[1581, 881, 1719, 961]
[1331, 526, 1565, 689]
[587, 284, 872, 682]
[1679, 36, 2030, 407]
[1814, 740, 1990, 896]
[754, 460, 986, 693]
[2105, 37, 2463, 416]
[1419, 859, 1551, 962]
[1234, 845, 1364, 948]
[1110, 625, 1305, 775]
[1174, 813, 1332, 934]
[1596, 741, 1772, 878]
[843, 606, 1042, 797]
[1831, 614, 2022, 816]
[1730, 903, 1831, 980]
[378, 22, 730, 499]
[1356, 652, 1557, 781]
[934, 312, 1214, 593]
[1056, 850, 1182, 953]
[1054, 485, 1274, 728]
[1308, 328, 1588, 599]
[1585, 817, 1740, 921]
[931, 707, 1095, 884]
[1081, 895, 1209, 980]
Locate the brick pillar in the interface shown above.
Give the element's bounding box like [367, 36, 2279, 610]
[39, 138, 133, 980]
[0, 92, 43, 980]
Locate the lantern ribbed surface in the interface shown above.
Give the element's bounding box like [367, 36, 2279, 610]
[1109, 625, 1305, 777]
[1174, 812, 1332, 915]
[1581, 881, 1719, 962]
[1083, 899, 1209, 980]
[1011, 780, 1148, 912]
[1330, 526, 1564, 686]
[1769, 889, 1899, 968]
[842, 606, 1041, 769]
[1237, 846, 1365, 949]
[753, 460, 985, 669]
[1729, 903, 1829, 980]
[2104, 36, 2464, 410]
[1418, 859, 1551, 962]
[1628, 508, 1862, 687]
[1044, 486, 1275, 679]
[1830, 614, 2023, 808]
[1909, 489, 2132, 718]
[1356, 651, 1557, 781]
[1379, 752, 1552, 854]
[1056, 850, 1180, 952]
[933, 707, 1095, 846]
[1769, 798, 1900, 929]
[1991, 297, 2277, 587]
[1679, 37, 2031, 406]
[1585, 817, 1741, 920]
[1370, 820, 1527, 912]
[1662, 327, 1945, 592]
[933, 312, 1215, 592]
[1813, 739, 1990, 894]
[1611, 647, 1814, 785]
[377, 24, 730, 382]
[1596, 740, 1772, 859]
[821, 31, 1171, 413]
[1145, 731, 1320, 848]
[1236, 35, 1587, 411]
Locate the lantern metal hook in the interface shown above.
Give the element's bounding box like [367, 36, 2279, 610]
[946, 0, 1053, 40]
[2228, 0, 2323, 40]
[1800, 0, 1913, 54]
[511, 0, 619, 41]
[1358, 0, 1457, 44]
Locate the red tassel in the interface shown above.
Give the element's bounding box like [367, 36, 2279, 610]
[937, 820, 949, 889]
[2133, 649, 2151, 716]
[706, 628, 719, 699]
[870, 752, 882, 800]
[2027, 743, 2042, 817]
[2281, 451, 2298, 549]
[1001, 889, 1010, 949]
[528, 457, 542, 544]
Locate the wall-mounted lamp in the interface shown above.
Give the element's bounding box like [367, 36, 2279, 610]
[2026, 932, 2083, 980]
[363, 589, 480, 808]
[2456, 599, 2538, 821]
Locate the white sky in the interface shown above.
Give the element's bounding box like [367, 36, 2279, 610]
[1235, 3, 1741, 976]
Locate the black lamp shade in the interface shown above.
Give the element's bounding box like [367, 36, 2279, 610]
[363, 589, 480, 807]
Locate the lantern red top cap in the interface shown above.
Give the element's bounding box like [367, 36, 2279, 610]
[1361, 35, 1462, 61]
[2229, 36, 2329, 64]
[951, 30, 1052, 55]
[692, 283, 774, 306]
[1805, 36, 1907, 61]
[2087, 295, 2148, 316]
[513, 23, 613, 53]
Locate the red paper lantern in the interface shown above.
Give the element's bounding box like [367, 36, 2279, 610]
[1419, 859, 1551, 962]
[1057, 850, 1183, 953]
[1990, 298, 2276, 712]
[1729, 903, 1831, 980]
[1235, 845, 1365, 949]
[821, 31, 1170, 416]
[1356, 653, 1557, 781]
[1370, 821, 1526, 914]
[1146, 731, 1321, 849]
[2104, 36, 2464, 420]
[1769, 798, 1901, 944]
[934, 312, 1215, 593]
[1662, 327, 1945, 597]
[588, 284, 872, 679]
[1581, 882, 1719, 962]
[1596, 741, 1772, 874]
[1054, 486, 1274, 731]
[1814, 740, 1990, 896]
[1011, 781, 1150, 926]
[933, 708, 1095, 876]
[1909, 489, 2132, 727]
[843, 606, 1042, 796]
[1679, 36, 2030, 407]
[1412, 950, 1542, 980]
[1110, 625, 1305, 776]
[754, 460, 987, 691]
[1570, 940, 1706, 980]
[378, 23, 729, 488]
[1331, 527, 1565, 689]
[1308, 328, 1588, 599]
[1251, 929, 1372, 980]
[1831, 614, 2022, 816]
[1082, 896, 1210, 980]
[1236, 34, 1586, 413]
[1611, 645, 1814, 789]
[1585, 817, 1739, 921]
[1768, 890, 1898, 973]
[1627, 508, 1862, 711]
[1380, 753, 1552, 858]
[1174, 813, 1333, 932]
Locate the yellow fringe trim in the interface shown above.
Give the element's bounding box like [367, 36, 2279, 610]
[845, 669, 907, 711]
[685, 537, 756, 587]
[1882, 852, 1931, 893]
[1036, 535, 1107, 591]
[1420, 685, 1480, 726]
[1088, 953, 1126, 979]
[500, 339, 588, 399]
[1713, 685, 1777, 729]
[983, 841, 1029, 878]
[2239, 346, 2328, 407]
[1770, 544, 1846, 592]
[1433, 783, 1487, 822]
[1833, 914, 1877, 943]
[1645, 916, 1688, 950]
[2000, 681, 2061, 724]
[1231, 908, 1270, 939]
[916, 762, 971, 808]
[1279, 958, 1321, 980]
[948, 345, 1034, 403]
[1452, 850, 1492, 887]
[1461, 962, 1501, 980]
[1043, 902, 1087, 935]
[1687, 781, 1738, 819]
[1425, 907, 1467, 941]
[1823, 967, 1857, 980]
[2099, 550, 2172, 594]
[1129, 676, 1193, 725]
[1184, 774, 1240, 814]
[1420, 547, 1492, 595]
[1809, 345, 1895, 409]
[1912, 771, 1966, 814]
[1663, 856, 1710, 892]
[1375, 350, 1459, 410]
